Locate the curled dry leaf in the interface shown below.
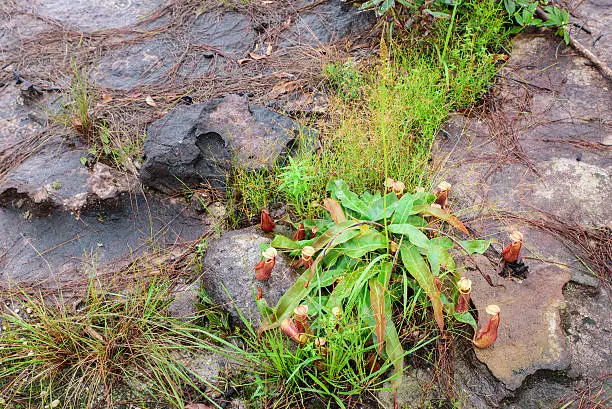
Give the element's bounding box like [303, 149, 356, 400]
[145, 95, 157, 107]
[100, 93, 113, 104]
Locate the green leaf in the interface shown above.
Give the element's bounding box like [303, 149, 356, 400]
[365, 192, 399, 222]
[384, 313, 404, 391]
[454, 311, 477, 330]
[270, 235, 300, 250]
[379, 0, 395, 15]
[459, 239, 492, 254]
[429, 236, 454, 249]
[388, 224, 430, 248]
[327, 180, 369, 218]
[311, 221, 360, 251]
[391, 194, 417, 223]
[369, 279, 387, 355]
[414, 204, 469, 234]
[338, 229, 388, 259]
[427, 244, 451, 276]
[400, 243, 444, 332]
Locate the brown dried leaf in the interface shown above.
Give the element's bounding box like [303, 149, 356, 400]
[248, 52, 267, 60]
[323, 198, 347, 224]
[145, 95, 157, 107]
[100, 94, 113, 104]
[185, 404, 212, 409]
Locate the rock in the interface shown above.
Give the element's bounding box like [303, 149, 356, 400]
[94, 10, 256, 88]
[377, 368, 433, 409]
[0, 140, 137, 212]
[563, 284, 612, 380]
[94, 38, 178, 89]
[465, 256, 571, 391]
[201, 226, 299, 325]
[433, 31, 611, 286]
[169, 280, 201, 320]
[32, 0, 165, 32]
[279, 0, 375, 47]
[140, 94, 301, 193]
[0, 192, 205, 286]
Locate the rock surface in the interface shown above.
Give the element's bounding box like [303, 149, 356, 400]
[0, 192, 205, 286]
[466, 256, 571, 391]
[280, 0, 375, 47]
[140, 94, 301, 193]
[201, 226, 299, 325]
[0, 140, 137, 211]
[434, 30, 611, 285]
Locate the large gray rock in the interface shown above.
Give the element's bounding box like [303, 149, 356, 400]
[0, 139, 137, 212]
[201, 226, 299, 326]
[94, 10, 256, 88]
[0, 192, 205, 287]
[32, 0, 165, 32]
[280, 0, 375, 47]
[140, 94, 301, 193]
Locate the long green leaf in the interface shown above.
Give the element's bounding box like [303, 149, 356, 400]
[400, 243, 444, 332]
[338, 229, 388, 259]
[327, 180, 369, 217]
[311, 221, 360, 251]
[388, 223, 430, 248]
[384, 313, 404, 391]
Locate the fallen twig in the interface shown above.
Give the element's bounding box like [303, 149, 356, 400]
[535, 7, 612, 80]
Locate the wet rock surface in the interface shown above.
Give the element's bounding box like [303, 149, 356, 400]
[201, 226, 299, 326]
[140, 94, 301, 193]
[0, 192, 204, 286]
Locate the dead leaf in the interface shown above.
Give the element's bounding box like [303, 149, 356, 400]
[266, 43, 273, 55]
[248, 52, 267, 60]
[185, 404, 212, 409]
[145, 95, 157, 107]
[323, 198, 347, 224]
[100, 94, 113, 104]
[268, 80, 302, 99]
[238, 58, 252, 65]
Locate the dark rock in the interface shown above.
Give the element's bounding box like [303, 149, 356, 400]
[563, 284, 612, 379]
[0, 140, 137, 212]
[201, 226, 299, 326]
[0, 192, 205, 286]
[279, 0, 375, 47]
[94, 10, 256, 88]
[140, 94, 301, 193]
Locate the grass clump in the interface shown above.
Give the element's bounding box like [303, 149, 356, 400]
[232, 0, 509, 221]
[0, 280, 239, 408]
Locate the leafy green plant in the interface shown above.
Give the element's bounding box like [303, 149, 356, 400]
[278, 156, 315, 214]
[504, 0, 570, 44]
[255, 180, 490, 402]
